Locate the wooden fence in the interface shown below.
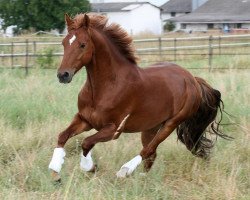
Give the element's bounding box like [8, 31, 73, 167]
[1, 34, 250, 74]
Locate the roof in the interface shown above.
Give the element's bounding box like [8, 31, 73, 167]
[161, 0, 192, 13]
[91, 2, 160, 13]
[170, 0, 250, 23]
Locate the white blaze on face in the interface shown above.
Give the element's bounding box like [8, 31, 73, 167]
[69, 35, 76, 45]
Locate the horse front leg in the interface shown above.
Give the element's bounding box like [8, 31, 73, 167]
[49, 113, 92, 181]
[80, 124, 117, 172]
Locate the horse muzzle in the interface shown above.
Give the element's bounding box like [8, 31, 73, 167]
[57, 71, 73, 84]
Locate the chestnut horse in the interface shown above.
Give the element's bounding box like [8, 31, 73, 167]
[49, 13, 229, 180]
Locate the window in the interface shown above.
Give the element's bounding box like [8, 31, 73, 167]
[171, 12, 176, 17]
[236, 23, 242, 28]
[181, 24, 186, 29]
[207, 24, 214, 29]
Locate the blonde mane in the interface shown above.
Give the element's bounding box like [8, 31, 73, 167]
[69, 13, 138, 64]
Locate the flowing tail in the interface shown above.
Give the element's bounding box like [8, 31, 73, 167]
[177, 77, 232, 159]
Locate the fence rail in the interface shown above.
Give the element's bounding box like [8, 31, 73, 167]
[1, 34, 250, 74]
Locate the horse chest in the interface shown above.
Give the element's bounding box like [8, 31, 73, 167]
[78, 88, 128, 130]
[79, 103, 117, 130]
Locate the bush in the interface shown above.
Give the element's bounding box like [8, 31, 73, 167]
[36, 48, 55, 69]
[164, 21, 176, 32]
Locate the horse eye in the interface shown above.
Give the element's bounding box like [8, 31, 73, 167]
[80, 43, 86, 48]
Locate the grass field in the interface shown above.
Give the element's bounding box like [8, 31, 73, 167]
[0, 60, 249, 199]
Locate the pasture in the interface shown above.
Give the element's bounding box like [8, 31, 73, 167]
[0, 58, 249, 199]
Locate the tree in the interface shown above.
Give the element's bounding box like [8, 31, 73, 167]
[0, 0, 90, 33]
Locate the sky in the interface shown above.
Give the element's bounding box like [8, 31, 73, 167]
[89, 0, 169, 6]
[149, 0, 169, 6]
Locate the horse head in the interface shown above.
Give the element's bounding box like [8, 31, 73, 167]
[57, 14, 93, 83]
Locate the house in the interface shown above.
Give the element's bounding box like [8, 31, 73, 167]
[161, 0, 192, 23]
[160, 0, 209, 26]
[91, 2, 162, 35]
[0, 18, 16, 37]
[169, 0, 250, 32]
[192, 0, 209, 11]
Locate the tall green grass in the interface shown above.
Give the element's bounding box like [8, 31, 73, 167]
[0, 65, 249, 199]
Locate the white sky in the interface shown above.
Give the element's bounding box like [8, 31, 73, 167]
[89, 0, 169, 7]
[149, 0, 169, 6]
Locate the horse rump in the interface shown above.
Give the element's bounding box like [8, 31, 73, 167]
[176, 77, 232, 159]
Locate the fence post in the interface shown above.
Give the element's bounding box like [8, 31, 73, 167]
[218, 36, 221, 55]
[11, 42, 14, 69]
[33, 41, 36, 66]
[174, 38, 177, 62]
[25, 39, 29, 75]
[158, 37, 162, 61]
[208, 36, 213, 71]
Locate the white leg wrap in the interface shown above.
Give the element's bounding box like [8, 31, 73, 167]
[116, 155, 142, 178]
[80, 151, 94, 172]
[48, 148, 66, 173]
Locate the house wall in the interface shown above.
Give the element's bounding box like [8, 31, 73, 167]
[242, 23, 250, 29]
[106, 4, 162, 35]
[130, 4, 162, 35]
[175, 23, 209, 32]
[186, 23, 207, 31]
[177, 23, 250, 32]
[106, 12, 133, 34]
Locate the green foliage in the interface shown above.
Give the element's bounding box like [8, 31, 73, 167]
[0, 0, 90, 33]
[0, 68, 249, 199]
[164, 21, 176, 32]
[36, 48, 56, 69]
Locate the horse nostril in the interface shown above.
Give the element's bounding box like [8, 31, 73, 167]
[63, 72, 69, 78]
[57, 71, 72, 83]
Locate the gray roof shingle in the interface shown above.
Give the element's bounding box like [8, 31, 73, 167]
[91, 2, 160, 13]
[161, 0, 192, 13]
[170, 0, 250, 23]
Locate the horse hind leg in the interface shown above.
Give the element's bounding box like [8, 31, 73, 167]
[116, 125, 161, 178]
[141, 126, 162, 172]
[116, 102, 196, 178]
[140, 120, 178, 161]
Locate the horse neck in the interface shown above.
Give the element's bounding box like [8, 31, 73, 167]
[85, 29, 138, 95]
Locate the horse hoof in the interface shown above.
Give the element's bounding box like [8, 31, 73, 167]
[51, 171, 61, 182]
[89, 164, 98, 173]
[116, 167, 129, 178]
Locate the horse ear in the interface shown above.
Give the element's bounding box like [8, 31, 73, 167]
[83, 14, 90, 29]
[65, 13, 73, 27]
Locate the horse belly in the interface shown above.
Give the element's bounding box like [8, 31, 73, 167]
[124, 96, 173, 132]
